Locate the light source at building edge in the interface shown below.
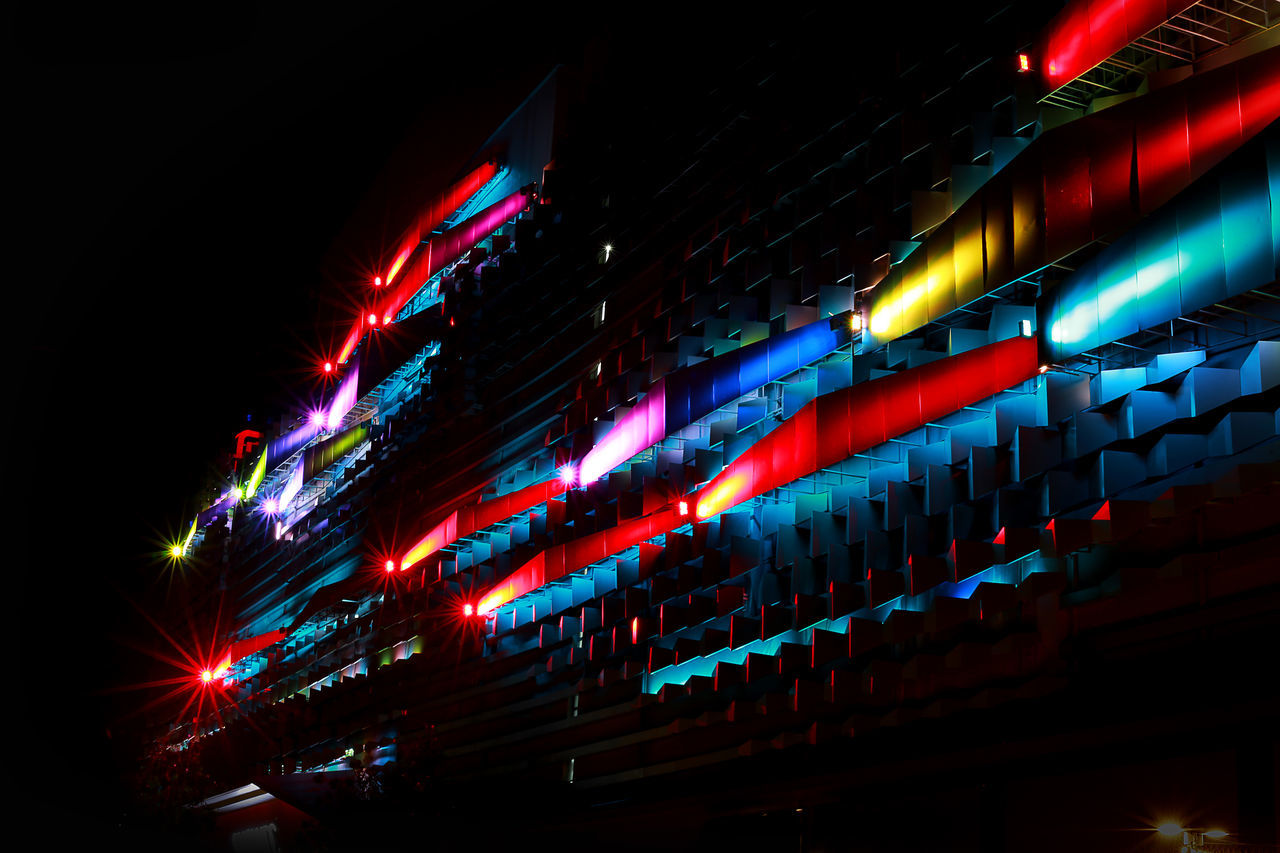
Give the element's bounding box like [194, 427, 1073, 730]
[559, 463, 577, 487]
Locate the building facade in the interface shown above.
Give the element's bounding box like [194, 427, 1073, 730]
[152, 2, 1280, 849]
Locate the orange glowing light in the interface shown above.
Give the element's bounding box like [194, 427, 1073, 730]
[1018, 53, 1030, 72]
[401, 536, 439, 572]
[386, 247, 411, 284]
[695, 473, 749, 519]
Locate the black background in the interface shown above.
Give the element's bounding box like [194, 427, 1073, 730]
[11, 1, 592, 831]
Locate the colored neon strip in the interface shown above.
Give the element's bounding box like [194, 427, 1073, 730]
[1033, 0, 1194, 92]
[264, 419, 323, 470]
[337, 187, 530, 365]
[379, 188, 531, 323]
[279, 464, 304, 512]
[326, 355, 360, 429]
[580, 379, 668, 485]
[696, 335, 1040, 519]
[865, 48, 1280, 347]
[477, 507, 682, 615]
[303, 423, 369, 482]
[180, 518, 197, 554]
[579, 315, 849, 484]
[224, 628, 289, 667]
[244, 448, 269, 500]
[1041, 130, 1280, 362]
[384, 161, 498, 286]
[196, 492, 234, 529]
[400, 477, 568, 571]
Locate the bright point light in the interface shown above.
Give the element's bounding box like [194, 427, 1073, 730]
[170, 544, 184, 558]
[231, 487, 244, 502]
[559, 464, 577, 487]
[1019, 319, 1033, 337]
[368, 313, 379, 325]
[310, 410, 326, 427]
[850, 313, 863, 332]
[1038, 364, 1049, 374]
[603, 243, 613, 261]
[323, 361, 333, 373]
[262, 498, 279, 514]
[1018, 53, 1030, 72]
[1156, 823, 1182, 838]
[463, 603, 474, 617]
[384, 559, 396, 573]
[374, 276, 382, 286]
[383, 315, 392, 326]
[678, 500, 689, 516]
[200, 669, 213, 684]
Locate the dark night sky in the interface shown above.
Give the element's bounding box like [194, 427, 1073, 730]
[9, 0, 826, 829]
[10, 2, 589, 822]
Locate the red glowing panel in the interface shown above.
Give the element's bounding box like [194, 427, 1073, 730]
[336, 322, 362, 366]
[1018, 53, 1030, 72]
[1035, 0, 1178, 91]
[399, 477, 568, 571]
[386, 247, 412, 285]
[694, 336, 1039, 519]
[380, 189, 529, 322]
[384, 161, 499, 286]
[477, 552, 546, 615]
[477, 508, 682, 614]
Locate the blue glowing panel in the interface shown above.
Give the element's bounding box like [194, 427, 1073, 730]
[1175, 180, 1228, 309]
[1093, 231, 1140, 349]
[1132, 205, 1183, 332]
[1219, 159, 1272, 294]
[1268, 132, 1280, 274]
[737, 337, 772, 392]
[1041, 132, 1278, 363]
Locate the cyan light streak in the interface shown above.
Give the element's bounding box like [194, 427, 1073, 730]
[1042, 135, 1279, 363]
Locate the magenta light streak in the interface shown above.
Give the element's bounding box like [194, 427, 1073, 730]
[326, 358, 360, 429]
[379, 189, 531, 322]
[579, 380, 667, 484]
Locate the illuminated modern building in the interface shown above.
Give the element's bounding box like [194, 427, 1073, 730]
[155, 2, 1279, 849]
